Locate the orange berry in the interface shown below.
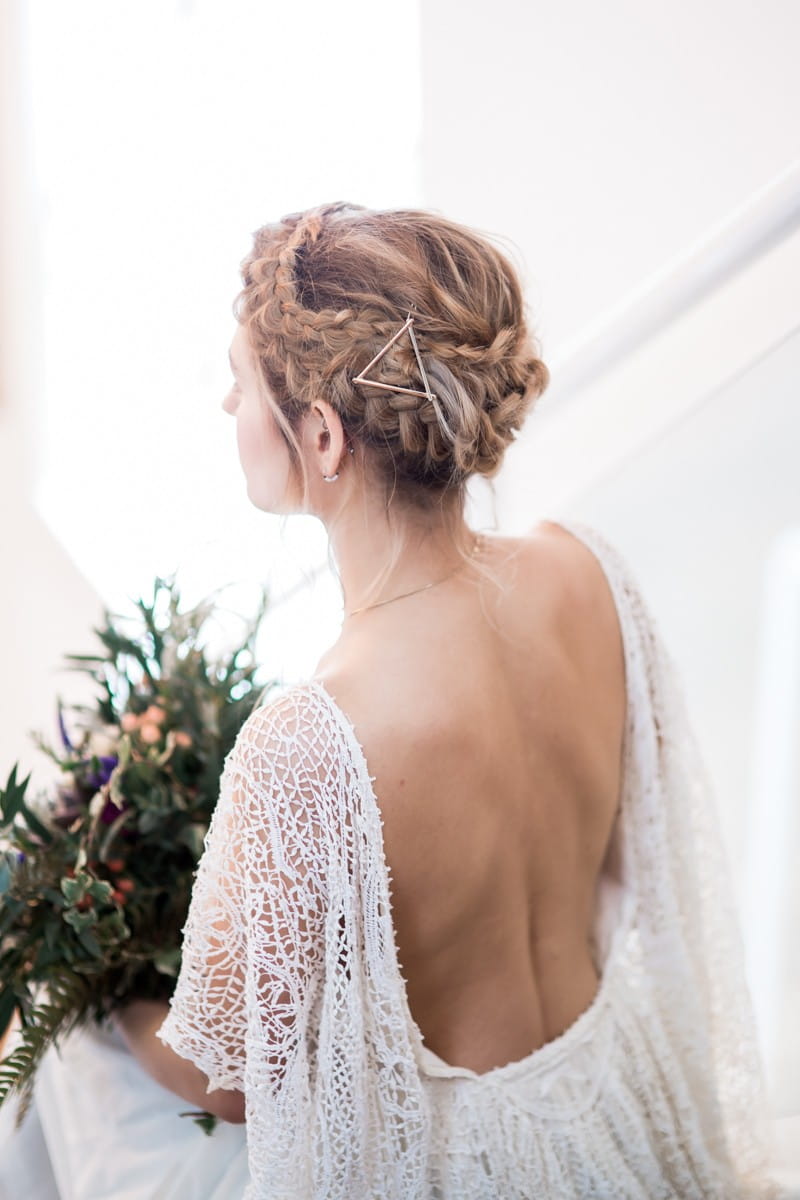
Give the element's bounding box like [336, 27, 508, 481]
[116, 877, 135, 895]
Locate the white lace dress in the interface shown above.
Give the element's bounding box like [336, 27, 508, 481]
[157, 519, 778, 1199]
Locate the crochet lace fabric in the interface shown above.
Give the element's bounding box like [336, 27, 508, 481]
[157, 519, 778, 1199]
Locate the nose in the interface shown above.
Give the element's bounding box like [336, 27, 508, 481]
[222, 389, 237, 416]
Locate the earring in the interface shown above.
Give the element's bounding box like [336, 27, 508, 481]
[321, 440, 354, 481]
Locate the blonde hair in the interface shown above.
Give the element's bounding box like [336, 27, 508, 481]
[233, 201, 549, 607]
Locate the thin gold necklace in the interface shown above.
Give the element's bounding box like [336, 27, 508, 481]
[345, 534, 483, 618]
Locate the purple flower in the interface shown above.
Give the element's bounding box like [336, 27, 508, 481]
[83, 755, 119, 791]
[99, 794, 127, 826]
[57, 702, 76, 753]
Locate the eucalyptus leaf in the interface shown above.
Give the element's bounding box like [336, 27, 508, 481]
[60, 878, 83, 905]
[88, 879, 112, 904]
[62, 910, 95, 934]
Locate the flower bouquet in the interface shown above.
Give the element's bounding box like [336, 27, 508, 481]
[0, 575, 273, 1127]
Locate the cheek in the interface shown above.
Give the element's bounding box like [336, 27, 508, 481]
[234, 404, 262, 467]
[237, 403, 296, 509]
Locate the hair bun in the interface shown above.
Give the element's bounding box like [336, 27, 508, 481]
[235, 204, 549, 498]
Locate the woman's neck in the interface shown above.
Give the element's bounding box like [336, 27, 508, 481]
[325, 501, 475, 618]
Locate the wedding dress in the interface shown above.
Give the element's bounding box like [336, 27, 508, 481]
[157, 518, 778, 1199]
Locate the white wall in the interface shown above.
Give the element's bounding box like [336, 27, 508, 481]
[1, 0, 424, 773]
[0, 0, 103, 780]
[420, 0, 800, 356]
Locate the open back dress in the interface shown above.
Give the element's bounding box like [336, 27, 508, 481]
[157, 519, 777, 1199]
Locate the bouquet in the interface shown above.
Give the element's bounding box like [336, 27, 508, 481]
[0, 575, 273, 1127]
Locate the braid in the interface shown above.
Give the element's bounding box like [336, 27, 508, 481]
[234, 202, 549, 495]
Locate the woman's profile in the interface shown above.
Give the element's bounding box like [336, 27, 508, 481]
[117, 201, 777, 1198]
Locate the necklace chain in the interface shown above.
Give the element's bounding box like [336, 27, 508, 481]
[345, 535, 483, 618]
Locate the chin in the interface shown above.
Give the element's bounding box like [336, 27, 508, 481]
[244, 465, 305, 515]
[246, 487, 274, 513]
[247, 484, 298, 516]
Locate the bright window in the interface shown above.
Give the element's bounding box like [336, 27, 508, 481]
[26, 0, 422, 681]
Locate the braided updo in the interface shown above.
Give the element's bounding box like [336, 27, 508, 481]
[233, 201, 549, 505]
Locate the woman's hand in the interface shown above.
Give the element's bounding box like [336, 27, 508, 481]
[114, 999, 245, 1124]
[113, 997, 173, 1046]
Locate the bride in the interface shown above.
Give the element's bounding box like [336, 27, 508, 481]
[29, 201, 779, 1197]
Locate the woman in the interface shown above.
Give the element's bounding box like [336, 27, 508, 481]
[118, 201, 775, 1198]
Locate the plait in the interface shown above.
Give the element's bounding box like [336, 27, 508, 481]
[267, 203, 362, 345]
[234, 202, 550, 493]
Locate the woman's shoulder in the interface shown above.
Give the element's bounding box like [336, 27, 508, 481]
[527, 518, 620, 601]
[227, 680, 351, 780]
[438, 519, 622, 610]
[310, 520, 625, 753]
[476, 520, 625, 659]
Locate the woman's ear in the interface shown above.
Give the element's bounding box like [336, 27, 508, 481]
[307, 402, 346, 479]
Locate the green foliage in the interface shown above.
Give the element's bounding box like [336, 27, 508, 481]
[0, 766, 51, 844]
[179, 1109, 220, 1136]
[0, 972, 91, 1124]
[0, 575, 274, 1129]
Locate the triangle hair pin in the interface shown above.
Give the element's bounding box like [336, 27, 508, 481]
[353, 313, 438, 403]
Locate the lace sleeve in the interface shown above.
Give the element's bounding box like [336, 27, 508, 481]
[156, 695, 330, 1095]
[155, 742, 250, 1091]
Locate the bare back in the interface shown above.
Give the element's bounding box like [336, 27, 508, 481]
[315, 521, 627, 1074]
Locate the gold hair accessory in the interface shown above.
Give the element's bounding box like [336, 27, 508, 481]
[353, 313, 456, 442]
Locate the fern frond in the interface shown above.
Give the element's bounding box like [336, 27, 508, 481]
[0, 973, 92, 1126]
